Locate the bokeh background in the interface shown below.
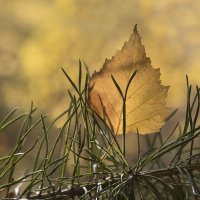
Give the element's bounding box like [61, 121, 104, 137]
[1, 0, 200, 155]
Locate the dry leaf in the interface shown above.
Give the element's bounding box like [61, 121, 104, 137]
[88, 25, 170, 135]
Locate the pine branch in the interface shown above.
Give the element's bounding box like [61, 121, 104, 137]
[4, 162, 200, 200]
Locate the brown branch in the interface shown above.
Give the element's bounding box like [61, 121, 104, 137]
[4, 162, 200, 200]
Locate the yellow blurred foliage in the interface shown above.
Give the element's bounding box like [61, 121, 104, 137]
[0, 0, 200, 119]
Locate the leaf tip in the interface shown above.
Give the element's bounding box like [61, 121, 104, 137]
[134, 24, 138, 32]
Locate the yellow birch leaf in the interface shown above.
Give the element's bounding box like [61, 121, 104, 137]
[88, 25, 170, 135]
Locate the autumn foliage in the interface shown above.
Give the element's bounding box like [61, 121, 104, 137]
[89, 25, 170, 135]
